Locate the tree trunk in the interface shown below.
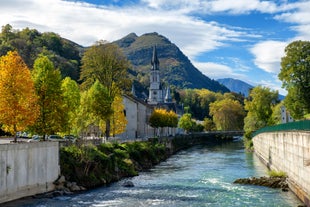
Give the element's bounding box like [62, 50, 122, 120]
[105, 119, 111, 139]
[13, 124, 17, 143]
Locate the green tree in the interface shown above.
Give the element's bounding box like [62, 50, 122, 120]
[31, 55, 67, 139]
[0, 24, 15, 42]
[75, 91, 98, 137]
[178, 113, 193, 133]
[80, 42, 131, 138]
[61, 77, 80, 135]
[279, 40, 310, 119]
[243, 86, 279, 148]
[271, 102, 284, 125]
[87, 80, 113, 121]
[209, 99, 245, 131]
[0, 51, 39, 142]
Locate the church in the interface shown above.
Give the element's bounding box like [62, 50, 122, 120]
[148, 46, 172, 105]
[118, 46, 183, 140]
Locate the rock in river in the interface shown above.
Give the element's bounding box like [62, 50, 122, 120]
[233, 176, 289, 191]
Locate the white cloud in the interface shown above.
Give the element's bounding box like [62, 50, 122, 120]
[202, 0, 278, 14]
[250, 40, 287, 74]
[0, 0, 249, 60]
[257, 78, 287, 96]
[274, 1, 310, 41]
[0, 0, 307, 96]
[141, 0, 279, 14]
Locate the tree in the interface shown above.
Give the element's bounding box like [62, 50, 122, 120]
[31, 55, 67, 139]
[100, 95, 127, 137]
[0, 51, 39, 142]
[279, 40, 310, 119]
[167, 110, 178, 128]
[75, 91, 98, 137]
[209, 99, 245, 131]
[61, 77, 80, 135]
[243, 86, 279, 148]
[0, 24, 15, 42]
[178, 113, 193, 133]
[149, 108, 178, 137]
[271, 102, 284, 125]
[203, 118, 216, 131]
[80, 42, 131, 138]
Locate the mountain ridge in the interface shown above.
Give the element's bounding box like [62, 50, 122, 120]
[217, 78, 253, 97]
[114, 32, 229, 93]
[0, 26, 229, 94]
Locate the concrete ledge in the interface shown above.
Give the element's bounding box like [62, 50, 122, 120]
[0, 182, 55, 204]
[253, 131, 310, 206]
[0, 142, 59, 204]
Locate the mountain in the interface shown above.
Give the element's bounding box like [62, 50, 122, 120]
[114, 32, 229, 93]
[217, 78, 253, 97]
[1, 26, 228, 94]
[217, 78, 286, 100]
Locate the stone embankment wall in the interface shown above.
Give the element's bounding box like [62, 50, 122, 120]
[0, 142, 59, 204]
[253, 131, 310, 206]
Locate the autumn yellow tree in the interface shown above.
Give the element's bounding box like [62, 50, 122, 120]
[209, 98, 245, 131]
[80, 43, 131, 138]
[100, 95, 127, 137]
[149, 108, 178, 137]
[0, 51, 39, 142]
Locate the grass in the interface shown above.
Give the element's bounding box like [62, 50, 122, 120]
[268, 170, 287, 178]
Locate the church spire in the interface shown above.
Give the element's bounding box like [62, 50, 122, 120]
[131, 83, 136, 97]
[151, 46, 159, 70]
[165, 86, 172, 103]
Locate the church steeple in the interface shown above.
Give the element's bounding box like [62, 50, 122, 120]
[148, 45, 163, 104]
[131, 83, 136, 97]
[151, 46, 159, 70]
[165, 86, 172, 103]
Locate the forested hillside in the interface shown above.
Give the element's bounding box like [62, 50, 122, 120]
[0, 24, 82, 81]
[0, 25, 228, 94]
[115, 32, 229, 93]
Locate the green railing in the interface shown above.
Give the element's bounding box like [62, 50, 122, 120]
[252, 120, 310, 137]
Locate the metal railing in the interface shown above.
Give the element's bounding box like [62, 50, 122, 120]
[252, 120, 310, 137]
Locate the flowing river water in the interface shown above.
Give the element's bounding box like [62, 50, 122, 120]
[4, 140, 304, 207]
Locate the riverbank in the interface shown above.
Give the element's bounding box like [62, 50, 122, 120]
[3, 139, 304, 207]
[59, 134, 235, 190]
[59, 141, 169, 189]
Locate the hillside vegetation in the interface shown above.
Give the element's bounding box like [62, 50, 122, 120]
[0, 25, 228, 94]
[115, 32, 229, 93]
[0, 24, 82, 81]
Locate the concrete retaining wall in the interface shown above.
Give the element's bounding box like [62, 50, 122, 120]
[253, 131, 310, 205]
[0, 142, 60, 203]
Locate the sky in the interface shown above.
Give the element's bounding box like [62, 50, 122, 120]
[1, 0, 310, 95]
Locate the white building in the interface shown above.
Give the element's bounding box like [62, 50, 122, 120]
[281, 105, 294, 123]
[118, 94, 154, 140]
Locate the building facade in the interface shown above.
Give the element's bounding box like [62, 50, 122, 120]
[118, 94, 154, 140]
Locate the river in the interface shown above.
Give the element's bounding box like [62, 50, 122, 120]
[4, 140, 303, 207]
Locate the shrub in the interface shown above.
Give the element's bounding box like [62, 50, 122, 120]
[268, 170, 287, 178]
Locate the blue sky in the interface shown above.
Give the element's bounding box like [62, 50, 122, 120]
[1, 0, 310, 95]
